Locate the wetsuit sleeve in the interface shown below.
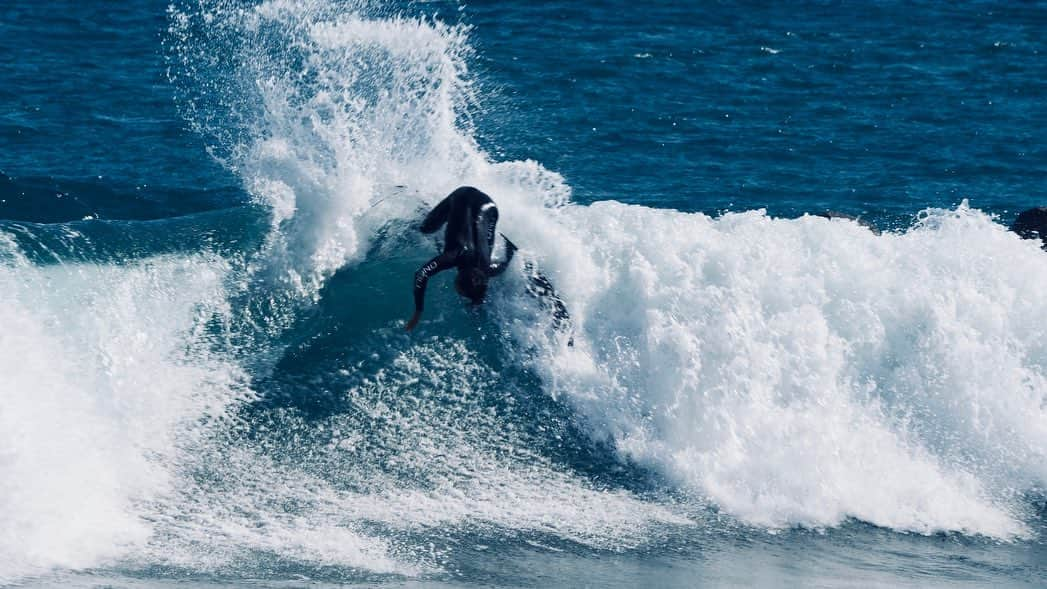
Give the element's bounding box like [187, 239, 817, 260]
[420, 194, 453, 234]
[414, 252, 455, 312]
[486, 236, 517, 277]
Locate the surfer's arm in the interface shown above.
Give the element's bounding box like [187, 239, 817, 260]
[486, 235, 518, 277]
[407, 253, 455, 330]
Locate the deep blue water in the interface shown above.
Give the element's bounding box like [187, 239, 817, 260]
[2, 1, 1046, 587]
[469, 1, 1047, 221]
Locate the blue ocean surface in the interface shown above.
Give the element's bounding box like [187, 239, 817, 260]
[1, 0, 1045, 587]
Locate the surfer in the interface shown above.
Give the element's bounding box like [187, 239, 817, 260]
[406, 186, 516, 331]
[405, 186, 574, 343]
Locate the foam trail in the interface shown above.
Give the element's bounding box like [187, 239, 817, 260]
[0, 235, 417, 581]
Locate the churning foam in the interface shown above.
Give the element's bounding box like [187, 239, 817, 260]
[168, 0, 575, 306]
[0, 235, 248, 583]
[518, 202, 1047, 538]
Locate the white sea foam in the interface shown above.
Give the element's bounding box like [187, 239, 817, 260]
[0, 240, 248, 583]
[512, 202, 1047, 538]
[0, 238, 427, 581]
[9, 1, 701, 583]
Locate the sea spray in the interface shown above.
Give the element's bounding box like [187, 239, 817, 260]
[168, 0, 487, 297]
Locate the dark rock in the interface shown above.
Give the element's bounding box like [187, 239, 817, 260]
[815, 210, 881, 235]
[1010, 207, 1047, 248]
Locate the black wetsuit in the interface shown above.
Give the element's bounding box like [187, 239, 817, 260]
[413, 187, 514, 312]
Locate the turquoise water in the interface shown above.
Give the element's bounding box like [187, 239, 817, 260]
[2, 1, 1045, 587]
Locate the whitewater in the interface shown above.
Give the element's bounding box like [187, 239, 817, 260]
[1, 0, 1045, 586]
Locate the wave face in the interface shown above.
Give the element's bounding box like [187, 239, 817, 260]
[1, 0, 1046, 585]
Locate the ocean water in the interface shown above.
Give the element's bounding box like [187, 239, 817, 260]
[1, 0, 1046, 587]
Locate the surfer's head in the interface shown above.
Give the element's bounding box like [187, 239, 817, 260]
[455, 268, 488, 304]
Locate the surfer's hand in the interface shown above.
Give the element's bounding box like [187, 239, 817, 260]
[405, 312, 421, 331]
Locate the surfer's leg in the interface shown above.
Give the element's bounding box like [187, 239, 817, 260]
[443, 188, 469, 250]
[420, 194, 453, 234]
